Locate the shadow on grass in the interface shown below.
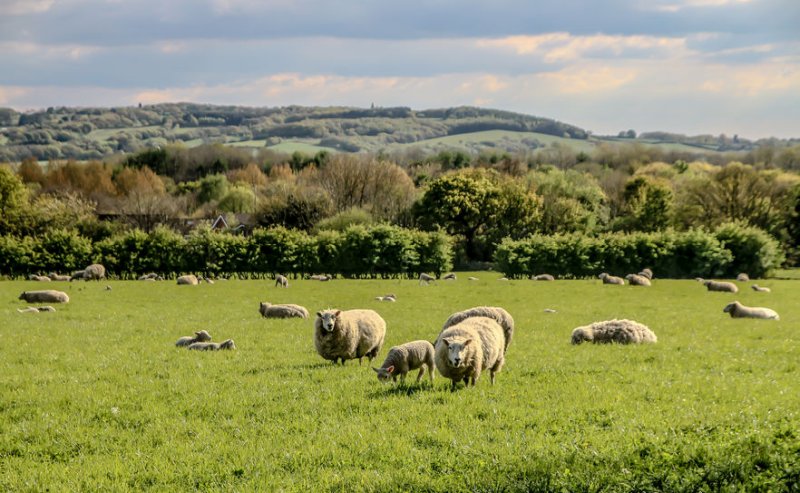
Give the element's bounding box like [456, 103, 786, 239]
[368, 381, 438, 398]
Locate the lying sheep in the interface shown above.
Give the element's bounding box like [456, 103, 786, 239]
[19, 290, 69, 303]
[723, 301, 779, 320]
[82, 263, 106, 281]
[639, 268, 654, 280]
[442, 273, 457, 280]
[532, 274, 555, 281]
[259, 302, 309, 319]
[138, 273, 159, 281]
[434, 316, 505, 389]
[441, 306, 515, 352]
[373, 340, 435, 384]
[176, 274, 199, 285]
[419, 273, 436, 285]
[18, 307, 40, 313]
[468, 276, 479, 281]
[37, 306, 56, 312]
[175, 330, 212, 347]
[28, 274, 51, 282]
[375, 294, 396, 302]
[599, 273, 625, 285]
[704, 280, 738, 293]
[188, 339, 237, 350]
[571, 319, 657, 345]
[47, 273, 71, 281]
[736, 273, 750, 282]
[275, 274, 289, 288]
[310, 274, 331, 281]
[625, 273, 651, 286]
[751, 284, 771, 293]
[314, 309, 386, 365]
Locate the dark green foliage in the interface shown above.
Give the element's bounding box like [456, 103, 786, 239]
[31, 229, 93, 273]
[714, 222, 784, 278]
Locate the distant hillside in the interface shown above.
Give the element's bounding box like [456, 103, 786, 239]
[0, 103, 796, 162]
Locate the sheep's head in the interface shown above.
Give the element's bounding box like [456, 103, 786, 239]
[723, 302, 740, 314]
[442, 338, 472, 367]
[703, 280, 712, 287]
[571, 327, 593, 345]
[18, 292, 27, 300]
[373, 365, 394, 382]
[195, 330, 212, 342]
[316, 310, 341, 333]
[598, 273, 608, 280]
[219, 339, 236, 350]
[259, 302, 271, 316]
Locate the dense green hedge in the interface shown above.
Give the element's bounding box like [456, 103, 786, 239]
[494, 224, 784, 279]
[0, 225, 453, 279]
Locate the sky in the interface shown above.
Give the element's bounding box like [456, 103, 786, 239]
[0, 0, 798, 139]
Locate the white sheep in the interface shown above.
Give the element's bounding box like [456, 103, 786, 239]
[571, 319, 657, 345]
[28, 274, 51, 282]
[17, 307, 40, 313]
[625, 273, 652, 286]
[82, 263, 106, 281]
[69, 270, 86, 281]
[373, 340, 435, 384]
[175, 330, 212, 347]
[703, 280, 738, 293]
[187, 339, 237, 350]
[314, 309, 386, 365]
[47, 273, 71, 281]
[736, 272, 750, 282]
[259, 302, 309, 319]
[468, 276, 479, 281]
[37, 306, 56, 312]
[375, 294, 397, 302]
[176, 274, 199, 285]
[138, 273, 159, 281]
[442, 273, 457, 280]
[639, 268, 654, 280]
[310, 274, 331, 281]
[532, 274, 555, 281]
[434, 316, 505, 389]
[723, 301, 779, 320]
[751, 284, 771, 293]
[18, 290, 70, 303]
[418, 273, 436, 285]
[599, 273, 625, 285]
[275, 274, 289, 288]
[441, 306, 515, 352]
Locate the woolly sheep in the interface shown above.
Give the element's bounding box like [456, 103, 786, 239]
[625, 273, 652, 286]
[442, 273, 457, 280]
[571, 319, 657, 345]
[47, 273, 71, 281]
[275, 274, 289, 288]
[418, 273, 436, 285]
[18, 290, 69, 303]
[28, 274, 51, 282]
[259, 302, 309, 319]
[37, 306, 56, 312]
[310, 274, 331, 281]
[736, 273, 750, 282]
[599, 273, 625, 285]
[532, 274, 555, 281]
[723, 301, 779, 320]
[138, 273, 159, 281]
[468, 276, 479, 281]
[639, 268, 653, 280]
[314, 309, 386, 365]
[82, 263, 106, 281]
[373, 340, 435, 384]
[703, 280, 738, 293]
[18, 307, 40, 313]
[441, 306, 515, 352]
[375, 294, 397, 302]
[187, 339, 237, 350]
[751, 284, 771, 293]
[176, 274, 199, 285]
[434, 317, 505, 389]
[175, 330, 213, 347]
[70, 270, 86, 281]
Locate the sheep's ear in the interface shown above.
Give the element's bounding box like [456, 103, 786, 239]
[464, 339, 473, 346]
[386, 366, 394, 374]
[316, 311, 322, 318]
[372, 367, 380, 373]
[442, 338, 450, 347]
[334, 310, 341, 317]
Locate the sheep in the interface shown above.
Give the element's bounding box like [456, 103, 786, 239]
[373, 340, 435, 384]
[47, 273, 71, 281]
[639, 268, 654, 280]
[751, 284, 771, 293]
[259, 302, 309, 319]
[37, 306, 56, 312]
[314, 309, 386, 365]
[498, 277, 509, 281]
[82, 263, 106, 281]
[175, 330, 212, 347]
[375, 294, 397, 302]
[625, 273, 652, 286]
[441, 306, 514, 352]
[70, 270, 86, 281]
[18, 290, 69, 303]
[434, 316, 505, 389]
[736, 273, 750, 282]
[18, 307, 40, 313]
[571, 319, 657, 345]
[599, 273, 625, 285]
[532, 274, 555, 281]
[723, 301, 779, 320]
[275, 274, 289, 288]
[187, 339, 237, 350]
[418, 273, 436, 285]
[703, 280, 738, 293]
[138, 273, 159, 281]
[176, 274, 199, 285]
[28, 274, 51, 282]
[442, 273, 457, 280]
[310, 274, 331, 281]
[468, 276, 479, 281]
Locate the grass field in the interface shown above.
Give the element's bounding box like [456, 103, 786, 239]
[1, 276, 798, 491]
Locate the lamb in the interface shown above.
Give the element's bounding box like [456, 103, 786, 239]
[28, 274, 51, 282]
[468, 276, 479, 281]
[442, 273, 457, 280]
[373, 340, 435, 384]
[47, 273, 71, 281]
[736, 273, 750, 282]
[418, 273, 436, 285]
[18, 290, 70, 303]
[18, 307, 40, 313]
[723, 301, 779, 320]
[571, 319, 657, 345]
[599, 273, 625, 285]
[314, 309, 386, 365]
[638, 268, 654, 280]
[176, 274, 199, 285]
[175, 330, 213, 347]
[532, 274, 555, 281]
[82, 263, 106, 281]
[441, 306, 514, 352]
[275, 274, 289, 288]
[138, 273, 159, 281]
[625, 273, 652, 286]
[187, 339, 237, 350]
[703, 280, 738, 293]
[37, 306, 56, 312]
[310, 274, 331, 281]
[751, 284, 771, 293]
[259, 302, 309, 319]
[374, 294, 397, 302]
[434, 316, 505, 390]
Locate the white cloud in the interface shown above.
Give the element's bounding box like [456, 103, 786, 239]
[0, 0, 54, 15]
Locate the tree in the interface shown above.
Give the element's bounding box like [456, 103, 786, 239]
[614, 176, 673, 232]
[0, 166, 30, 234]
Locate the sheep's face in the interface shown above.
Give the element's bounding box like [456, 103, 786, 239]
[571, 328, 591, 345]
[220, 339, 236, 350]
[195, 330, 212, 342]
[723, 302, 738, 314]
[373, 366, 394, 382]
[442, 338, 472, 367]
[317, 311, 340, 333]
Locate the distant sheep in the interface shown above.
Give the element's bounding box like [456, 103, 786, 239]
[434, 316, 505, 389]
[176, 274, 199, 285]
[533, 274, 555, 281]
[138, 273, 159, 281]
[723, 301, 779, 320]
[419, 273, 436, 285]
[571, 319, 657, 345]
[28, 274, 51, 282]
[188, 339, 237, 350]
[639, 268, 653, 280]
[703, 280, 738, 293]
[37, 306, 56, 312]
[17, 307, 40, 313]
[373, 340, 435, 384]
[314, 309, 386, 365]
[625, 273, 651, 286]
[442, 273, 457, 280]
[375, 294, 397, 302]
[70, 270, 86, 281]
[310, 274, 331, 281]
[47, 273, 71, 281]
[275, 274, 289, 288]
[82, 263, 106, 281]
[736, 273, 750, 282]
[259, 302, 309, 319]
[751, 284, 771, 293]
[175, 330, 212, 347]
[468, 276, 479, 281]
[441, 306, 514, 352]
[18, 290, 69, 303]
[599, 273, 625, 285]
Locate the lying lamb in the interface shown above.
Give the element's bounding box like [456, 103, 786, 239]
[175, 330, 212, 347]
[532, 274, 555, 281]
[259, 302, 309, 319]
[751, 284, 771, 293]
[704, 280, 738, 293]
[599, 273, 624, 285]
[625, 273, 651, 286]
[571, 319, 657, 345]
[723, 301, 779, 320]
[187, 339, 237, 350]
[373, 340, 435, 384]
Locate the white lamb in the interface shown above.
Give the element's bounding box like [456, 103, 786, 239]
[418, 273, 436, 285]
[314, 309, 386, 365]
[599, 273, 624, 285]
[187, 339, 237, 350]
[175, 330, 212, 347]
[571, 319, 657, 345]
[723, 301, 779, 320]
[434, 317, 505, 389]
[259, 302, 309, 319]
[532, 274, 555, 281]
[751, 284, 771, 293]
[373, 340, 435, 384]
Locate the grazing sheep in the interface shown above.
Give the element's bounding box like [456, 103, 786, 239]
[175, 330, 213, 347]
[47, 273, 71, 281]
[187, 339, 237, 350]
[532, 274, 555, 281]
[571, 319, 657, 345]
[82, 263, 106, 281]
[703, 280, 738, 293]
[259, 302, 309, 319]
[28, 274, 51, 282]
[176, 274, 199, 285]
[434, 317, 505, 389]
[18, 290, 69, 303]
[275, 274, 289, 288]
[441, 306, 514, 352]
[751, 284, 771, 293]
[723, 301, 779, 320]
[599, 273, 625, 285]
[418, 273, 436, 285]
[373, 340, 435, 384]
[625, 273, 652, 286]
[314, 309, 386, 365]
[736, 273, 750, 282]
[443, 273, 457, 281]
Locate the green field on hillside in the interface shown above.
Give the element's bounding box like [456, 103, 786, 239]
[1, 277, 797, 491]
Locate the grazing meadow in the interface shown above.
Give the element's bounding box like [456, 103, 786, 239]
[1, 275, 798, 492]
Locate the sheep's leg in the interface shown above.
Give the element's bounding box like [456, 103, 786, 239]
[427, 364, 435, 382]
[416, 368, 424, 383]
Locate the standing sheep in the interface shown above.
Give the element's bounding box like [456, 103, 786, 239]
[703, 280, 738, 293]
[69, 270, 86, 281]
[259, 302, 309, 319]
[177, 274, 199, 285]
[314, 309, 386, 365]
[441, 306, 515, 352]
[736, 273, 750, 282]
[625, 273, 651, 286]
[275, 274, 289, 288]
[82, 263, 106, 281]
[571, 319, 657, 345]
[723, 301, 779, 320]
[533, 274, 555, 281]
[418, 273, 436, 285]
[175, 330, 212, 347]
[599, 273, 625, 285]
[19, 290, 70, 303]
[373, 340, 435, 384]
[751, 284, 771, 293]
[434, 317, 505, 390]
[187, 339, 237, 350]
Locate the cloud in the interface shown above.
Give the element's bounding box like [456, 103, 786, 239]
[0, 0, 54, 16]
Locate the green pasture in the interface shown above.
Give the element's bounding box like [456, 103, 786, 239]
[1, 276, 798, 491]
